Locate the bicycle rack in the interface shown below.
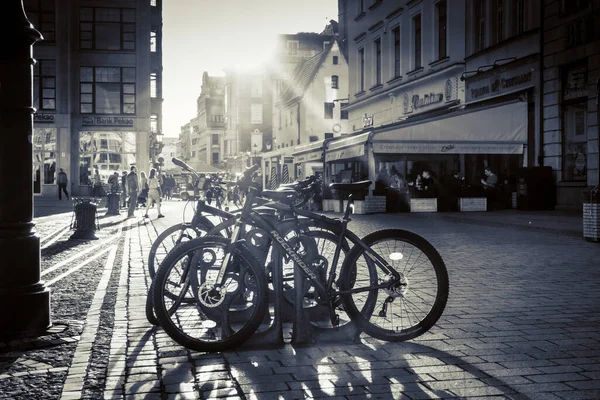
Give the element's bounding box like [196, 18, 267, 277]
[241, 246, 285, 348]
[291, 264, 361, 346]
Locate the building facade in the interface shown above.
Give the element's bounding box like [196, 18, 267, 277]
[222, 70, 273, 173]
[542, 0, 599, 207]
[29, 0, 163, 196]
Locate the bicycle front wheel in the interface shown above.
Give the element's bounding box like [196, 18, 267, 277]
[148, 223, 206, 279]
[339, 229, 448, 342]
[152, 236, 268, 352]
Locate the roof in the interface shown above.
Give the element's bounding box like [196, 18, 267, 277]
[279, 40, 335, 104]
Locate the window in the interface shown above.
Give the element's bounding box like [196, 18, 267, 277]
[341, 109, 349, 119]
[78, 131, 136, 185]
[251, 104, 263, 124]
[80, 7, 136, 50]
[515, 0, 525, 34]
[150, 73, 157, 98]
[325, 132, 334, 139]
[23, 0, 55, 42]
[561, 0, 590, 14]
[496, 0, 505, 43]
[150, 0, 157, 6]
[151, 30, 157, 52]
[192, 150, 196, 158]
[332, 75, 339, 89]
[333, 56, 339, 65]
[323, 41, 330, 50]
[437, 1, 447, 59]
[475, 0, 485, 51]
[357, 0, 365, 15]
[212, 153, 219, 166]
[374, 38, 382, 85]
[150, 114, 158, 133]
[413, 14, 422, 69]
[212, 134, 219, 145]
[286, 40, 299, 55]
[392, 26, 401, 77]
[80, 67, 136, 114]
[33, 128, 57, 186]
[324, 102, 334, 119]
[33, 60, 56, 110]
[562, 103, 587, 181]
[358, 48, 365, 92]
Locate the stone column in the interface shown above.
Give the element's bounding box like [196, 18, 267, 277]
[0, 1, 51, 338]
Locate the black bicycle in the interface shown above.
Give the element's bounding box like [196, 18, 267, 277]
[150, 167, 449, 351]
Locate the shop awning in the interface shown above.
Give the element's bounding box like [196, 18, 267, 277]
[293, 140, 325, 163]
[325, 132, 371, 162]
[372, 101, 527, 154]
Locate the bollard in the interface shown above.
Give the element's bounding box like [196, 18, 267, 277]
[106, 192, 121, 216]
[70, 198, 99, 240]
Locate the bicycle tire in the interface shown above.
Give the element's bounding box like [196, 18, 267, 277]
[152, 236, 268, 352]
[148, 223, 208, 279]
[145, 279, 159, 325]
[339, 229, 448, 342]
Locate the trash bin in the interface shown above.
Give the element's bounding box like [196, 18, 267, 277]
[106, 192, 121, 216]
[70, 198, 99, 240]
[583, 186, 600, 242]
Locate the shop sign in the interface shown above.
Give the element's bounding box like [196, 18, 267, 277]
[325, 144, 365, 162]
[402, 77, 459, 115]
[563, 66, 588, 101]
[373, 141, 524, 155]
[82, 116, 135, 126]
[34, 113, 55, 123]
[465, 63, 536, 103]
[295, 151, 322, 163]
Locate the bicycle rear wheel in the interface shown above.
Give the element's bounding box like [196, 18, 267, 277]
[339, 229, 448, 342]
[152, 236, 268, 352]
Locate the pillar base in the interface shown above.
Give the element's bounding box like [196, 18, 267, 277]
[0, 284, 51, 339]
[69, 230, 99, 240]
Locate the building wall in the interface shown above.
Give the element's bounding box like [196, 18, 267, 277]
[343, 0, 467, 130]
[29, 0, 162, 196]
[542, 0, 600, 207]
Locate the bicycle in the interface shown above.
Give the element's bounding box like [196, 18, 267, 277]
[150, 170, 449, 351]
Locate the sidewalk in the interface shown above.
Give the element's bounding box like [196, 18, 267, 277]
[1, 200, 598, 399]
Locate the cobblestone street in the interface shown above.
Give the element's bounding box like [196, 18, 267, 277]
[1, 199, 599, 399]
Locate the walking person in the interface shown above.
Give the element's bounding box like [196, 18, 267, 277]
[126, 166, 139, 218]
[139, 171, 148, 207]
[144, 168, 164, 219]
[57, 168, 69, 200]
[120, 170, 128, 208]
[90, 168, 103, 198]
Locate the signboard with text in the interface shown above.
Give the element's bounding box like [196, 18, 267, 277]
[34, 113, 55, 123]
[465, 62, 537, 103]
[82, 116, 135, 126]
[372, 141, 524, 155]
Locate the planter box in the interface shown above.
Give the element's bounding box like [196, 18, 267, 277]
[410, 198, 437, 213]
[342, 196, 386, 214]
[459, 197, 487, 212]
[583, 188, 599, 242]
[322, 199, 342, 212]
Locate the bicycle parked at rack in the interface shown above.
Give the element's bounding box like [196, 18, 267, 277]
[149, 166, 449, 352]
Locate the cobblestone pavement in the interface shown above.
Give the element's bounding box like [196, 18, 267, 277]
[1, 200, 599, 399]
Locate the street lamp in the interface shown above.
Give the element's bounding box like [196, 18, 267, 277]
[253, 143, 258, 165]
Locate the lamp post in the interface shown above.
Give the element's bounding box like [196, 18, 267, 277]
[0, 1, 51, 337]
[253, 143, 258, 166]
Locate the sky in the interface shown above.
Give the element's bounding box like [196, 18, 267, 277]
[162, 0, 339, 138]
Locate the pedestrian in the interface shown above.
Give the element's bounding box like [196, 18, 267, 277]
[120, 170, 128, 208]
[57, 168, 69, 200]
[480, 167, 498, 190]
[126, 166, 139, 218]
[139, 171, 148, 207]
[144, 168, 164, 219]
[108, 171, 120, 193]
[91, 168, 103, 198]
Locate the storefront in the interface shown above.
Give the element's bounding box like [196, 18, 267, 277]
[32, 112, 70, 196]
[324, 132, 371, 186]
[292, 140, 325, 181]
[261, 148, 294, 190]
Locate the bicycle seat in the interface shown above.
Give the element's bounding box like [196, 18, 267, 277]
[261, 189, 298, 205]
[329, 180, 372, 192]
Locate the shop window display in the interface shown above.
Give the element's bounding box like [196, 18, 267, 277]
[33, 128, 57, 193]
[562, 103, 587, 181]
